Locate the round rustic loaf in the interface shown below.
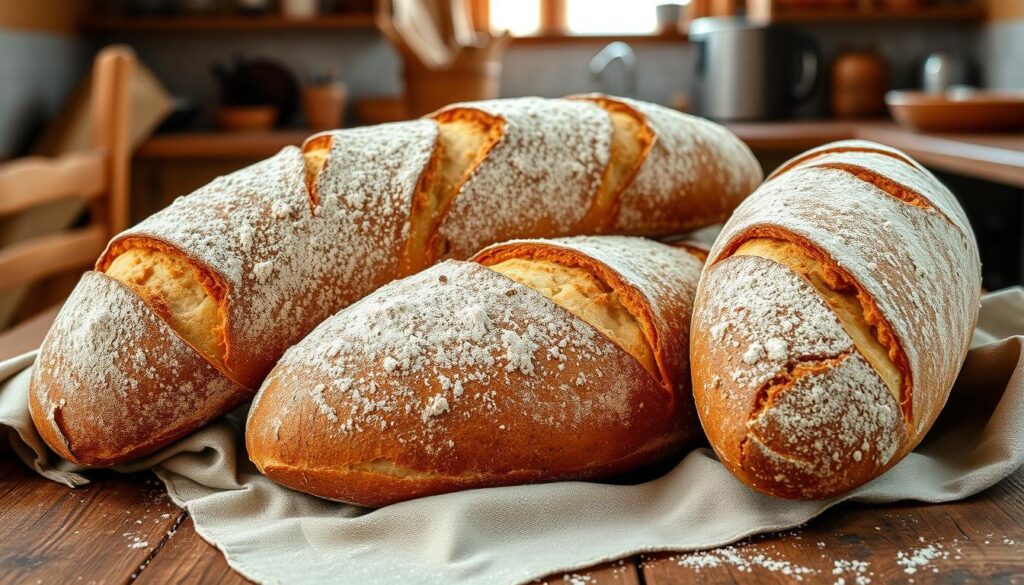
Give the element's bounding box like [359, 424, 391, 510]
[246, 236, 705, 506]
[31, 96, 760, 467]
[691, 140, 982, 499]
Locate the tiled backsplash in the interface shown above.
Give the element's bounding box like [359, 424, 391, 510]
[500, 42, 691, 105]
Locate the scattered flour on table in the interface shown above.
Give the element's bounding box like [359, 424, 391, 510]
[896, 543, 949, 575]
[832, 559, 872, 585]
[669, 545, 817, 580]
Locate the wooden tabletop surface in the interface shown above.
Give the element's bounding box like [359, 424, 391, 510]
[2, 316, 1023, 583]
[136, 120, 1024, 188]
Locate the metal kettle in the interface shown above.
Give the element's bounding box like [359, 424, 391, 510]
[689, 17, 821, 121]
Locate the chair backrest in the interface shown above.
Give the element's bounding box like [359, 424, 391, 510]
[0, 45, 134, 295]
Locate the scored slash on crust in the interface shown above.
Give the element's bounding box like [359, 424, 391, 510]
[767, 143, 922, 181]
[35, 96, 763, 469]
[696, 139, 981, 499]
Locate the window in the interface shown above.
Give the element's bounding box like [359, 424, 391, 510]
[487, 0, 690, 36]
[565, 0, 667, 35]
[489, 0, 542, 36]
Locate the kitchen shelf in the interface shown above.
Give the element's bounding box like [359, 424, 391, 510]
[80, 13, 377, 33]
[747, 2, 984, 24]
[134, 122, 1024, 189]
[510, 30, 688, 45]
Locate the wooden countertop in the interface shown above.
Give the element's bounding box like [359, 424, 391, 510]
[1, 423, 1021, 584]
[726, 121, 1024, 188]
[137, 121, 1024, 188]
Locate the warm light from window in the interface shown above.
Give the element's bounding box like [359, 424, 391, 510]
[490, 0, 542, 36]
[567, 0, 681, 34]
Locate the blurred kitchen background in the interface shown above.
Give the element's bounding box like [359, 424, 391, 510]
[0, 0, 1022, 336]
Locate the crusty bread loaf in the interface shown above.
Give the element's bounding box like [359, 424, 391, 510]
[30, 95, 761, 467]
[245, 236, 705, 506]
[691, 140, 982, 499]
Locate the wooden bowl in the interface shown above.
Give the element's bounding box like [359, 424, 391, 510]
[215, 105, 278, 132]
[886, 90, 1024, 133]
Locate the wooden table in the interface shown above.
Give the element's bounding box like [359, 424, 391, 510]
[2, 319, 1023, 583]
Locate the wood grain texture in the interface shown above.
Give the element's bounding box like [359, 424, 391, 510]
[134, 517, 252, 585]
[642, 465, 1024, 584]
[0, 449, 1021, 583]
[539, 560, 643, 584]
[0, 225, 105, 293]
[0, 458, 183, 584]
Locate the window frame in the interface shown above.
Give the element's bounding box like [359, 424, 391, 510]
[472, 0, 699, 43]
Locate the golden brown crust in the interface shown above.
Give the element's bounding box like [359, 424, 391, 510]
[692, 141, 981, 499]
[247, 236, 702, 506]
[767, 143, 921, 182]
[101, 236, 232, 374]
[29, 273, 250, 466]
[473, 241, 669, 388]
[568, 95, 655, 233]
[715, 227, 912, 422]
[300, 134, 332, 207]
[691, 255, 908, 499]
[405, 107, 504, 274]
[252, 427, 685, 508]
[666, 240, 710, 262]
[34, 97, 758, 469]
[568, 95, 764, 236]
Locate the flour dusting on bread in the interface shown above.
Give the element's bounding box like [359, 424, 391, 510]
[433, 98, 611, 259]
[270, 261, 624, 438]
[719, 165, 979, 433]
[35, 96, 760, 469]
[612, 97, 762, 233]
[104, 121, 437, 386]
[31, 273, 245, 464]
[248, 236, 702, 505]
[692, 141, 981, 499]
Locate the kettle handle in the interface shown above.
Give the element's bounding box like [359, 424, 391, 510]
[791, 33, 820, 102]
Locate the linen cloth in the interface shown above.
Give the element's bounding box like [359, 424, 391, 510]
[2, 288, 1023, 585]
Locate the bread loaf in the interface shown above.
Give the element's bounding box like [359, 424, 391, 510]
[690, 140, 981, 499]
[30, 96, 761, 466]
[246, 236, 705, 506]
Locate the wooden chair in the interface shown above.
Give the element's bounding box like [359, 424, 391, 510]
[0, 46, 134, 358]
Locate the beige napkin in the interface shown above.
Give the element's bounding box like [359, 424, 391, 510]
[3, 289, 1023, 585]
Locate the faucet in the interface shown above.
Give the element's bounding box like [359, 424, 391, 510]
[589, 42, 637, 98]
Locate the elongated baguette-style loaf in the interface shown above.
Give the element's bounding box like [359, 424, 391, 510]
[30, 96, 761, 466]
[246, 236, 705, 506]
[691, 140, 981, 499]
